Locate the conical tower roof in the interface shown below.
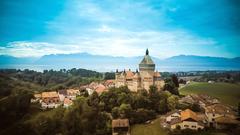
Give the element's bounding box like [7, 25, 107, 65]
[139, 49, 155, 71]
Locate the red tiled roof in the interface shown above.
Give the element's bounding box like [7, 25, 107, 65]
[154, 72, 161, 77]
[112, 119, 129, 128]
[126, 71, 134, 79]
[104, 80, 115, 86]
[95, 84, 107, 94]
[42, 91, 58, 98]
[181, 109, 198, 121]
[64, 98, 73, 105]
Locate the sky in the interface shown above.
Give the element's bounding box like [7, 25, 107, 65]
[0, 0, 240, 58]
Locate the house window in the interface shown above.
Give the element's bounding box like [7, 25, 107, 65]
[192, 126, 196, 128]
[212, 118, 215, 122]
[184, 125, 189, 128]
[213, 113, 215, 117]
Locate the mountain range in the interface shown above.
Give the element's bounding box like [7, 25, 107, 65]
[0, 53, 240, 72]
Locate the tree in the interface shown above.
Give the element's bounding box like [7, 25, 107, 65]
[148, 85, 161, 111]
[238, 102, 240, 116]
[104, 72, 115, 80]
[117, 93, 132, 105]
[63, 98, 98, 135]
[172, 74, 179, 87]
[88, 91, 99, 107]
[111, 107, 119, 119]
[163, 79, 179, 95]
[132, 90, 150, 109]
[0, 90, 33, 129]
[158, 98, 168, 113]
[167, 95, 179, 111]
[157, 91, 171, 113]
[119, 104, 133, 118]
[96, 112, 111, 135]
[191, 102, 201, 112]
[131, 108, 156, 124]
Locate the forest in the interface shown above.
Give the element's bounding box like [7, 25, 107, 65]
[0, 68, 184, 135]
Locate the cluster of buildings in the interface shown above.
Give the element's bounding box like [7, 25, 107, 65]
[32, 80, 115, 109]
[166, 109, 204, 130]
[165, 94, 240, 130]
[115, 49, 164, 92]
[179, 94, 220, 109]
[31, 89, 80, 109]
[83, 80, 114, 95]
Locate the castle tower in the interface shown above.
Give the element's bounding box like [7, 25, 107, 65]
[132, 69, 141, 92]
[139, 49, 155, 72]
[115, 69, 127, 87]
[115, 48, 164, 92]
[139, 49, 155, 90]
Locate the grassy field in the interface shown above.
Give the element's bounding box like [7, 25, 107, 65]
[131, 117, 168, 135]
[180, 82, 240, 106]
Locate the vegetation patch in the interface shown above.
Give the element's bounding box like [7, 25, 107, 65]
[131, 117, 168, 135]
[180, 82, 240, 106]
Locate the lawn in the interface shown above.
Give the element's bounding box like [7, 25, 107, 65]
[180, 82, 240, 106]
[131, 117, 168, 135]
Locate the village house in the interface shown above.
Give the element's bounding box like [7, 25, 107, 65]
[112, 119, 130, 135]
[58, 89, 67, 102]
[88, 82, 99, 89]
[179, 94, 219, 109]
[41, 91, 61, 109]
[85, 82, 99, 95]
[31, 93, 41, 103]
[85, 82, 108, 95]
[86, 87, 94, 95]
[205, 104, 239, 128]
[66, 89, 80, 100]
[166, 110, 181, 123]
[104, 79, 115, 88]
[214, 115, 240, 129]
[63, 98, 73, 108]
[168, 109, 204, 130]
[95, 84, 108, 95]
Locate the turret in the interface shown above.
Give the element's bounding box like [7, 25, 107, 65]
[139, 49, 155, 71]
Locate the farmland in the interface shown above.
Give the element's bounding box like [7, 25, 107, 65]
[180, 82, 240, 106]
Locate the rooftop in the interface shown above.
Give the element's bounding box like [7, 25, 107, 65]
[112, 119, 129, 128]
[181, 109, 198, 121]
[42, 91, 58, 98]
[95, 84, 107, 94]
[139, 49, 155, 71]
[205, 104, 234, 114]
[126, 70, 134, 79]
[64, 98, 73, 105]
[215, 116, 240, 124]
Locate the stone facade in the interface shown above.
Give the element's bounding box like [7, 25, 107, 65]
[115, 49, 164, 92]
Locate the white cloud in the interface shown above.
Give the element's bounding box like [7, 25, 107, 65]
[0, 27, 217, 58]
[97, 25, 114, 33]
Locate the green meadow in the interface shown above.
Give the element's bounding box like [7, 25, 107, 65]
[131, 117, 168, 135]
[180, 82, 240, 106]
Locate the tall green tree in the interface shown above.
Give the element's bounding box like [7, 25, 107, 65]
[171, 74, 179, 87]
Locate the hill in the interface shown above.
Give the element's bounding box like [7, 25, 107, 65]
[180, 82, 240, 106]
[0, 53, 240, 71]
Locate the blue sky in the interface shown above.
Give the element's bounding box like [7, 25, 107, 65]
[0, 0, 239, 58]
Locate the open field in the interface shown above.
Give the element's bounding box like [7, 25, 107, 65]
[180, 82, 240, 106]
[131, 117, 168, 135]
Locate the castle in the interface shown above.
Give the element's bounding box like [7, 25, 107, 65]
[115, 49, 164, 92]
